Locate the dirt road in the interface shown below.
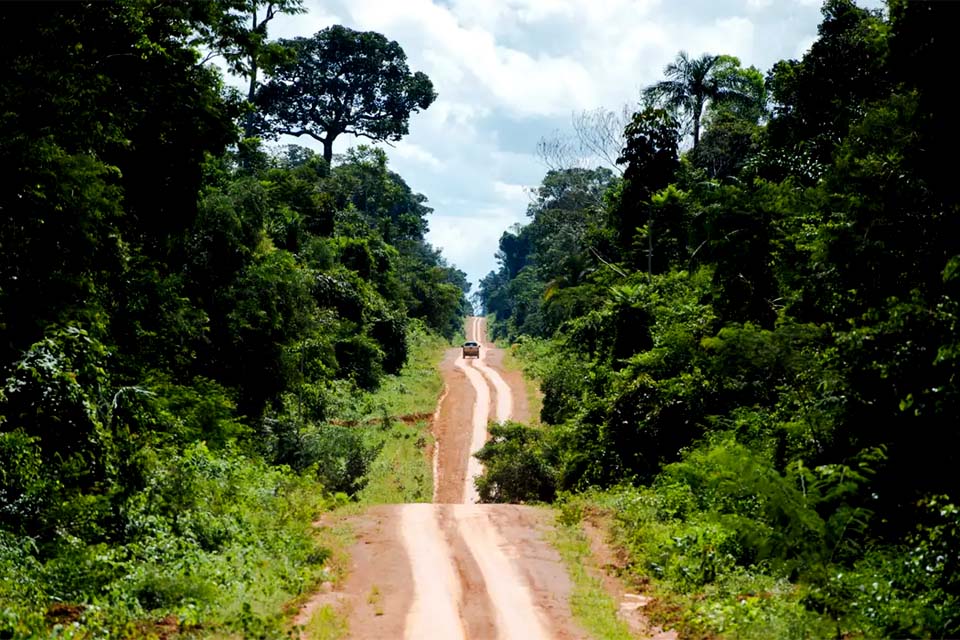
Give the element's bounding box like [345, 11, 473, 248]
[306, 317, 588, 639]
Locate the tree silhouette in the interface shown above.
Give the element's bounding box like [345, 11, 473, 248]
[643, 52, 753, 149]
[255, 25, 436, 163]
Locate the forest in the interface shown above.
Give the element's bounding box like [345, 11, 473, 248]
[3, 0, 959, 637]
[0, 1, 468, 636]
[477, 0, 960, 637]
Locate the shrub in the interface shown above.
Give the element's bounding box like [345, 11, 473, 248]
[303, 423, 379, 495]
[475, 422, 556, 503]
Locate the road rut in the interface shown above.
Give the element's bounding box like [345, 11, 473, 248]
[305, 317, 587, 640]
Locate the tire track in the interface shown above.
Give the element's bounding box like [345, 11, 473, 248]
[391, 317, 562, 640]
[453, 357, 490, 504]
[454, 316, 512, 503]
[473, 317, 513, 425]
[400, 504, 466, 640]
[453, 504, 552, 640]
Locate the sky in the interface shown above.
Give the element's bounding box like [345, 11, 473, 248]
[245, 0, 884, 294]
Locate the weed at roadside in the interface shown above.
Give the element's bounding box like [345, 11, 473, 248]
[549, 519, 636, 640]
[302, 604, 348, 640]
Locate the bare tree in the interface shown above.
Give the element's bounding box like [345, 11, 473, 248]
[536, 105, 633, 174]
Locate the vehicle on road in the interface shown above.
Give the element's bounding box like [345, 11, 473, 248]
[462, 341, 480, 358]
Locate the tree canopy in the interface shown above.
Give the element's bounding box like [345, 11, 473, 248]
[478, 1, 960, 636]
[0, 3, 462, 635]
[255, 24, 437, 162]
[643, 51, 756, 149]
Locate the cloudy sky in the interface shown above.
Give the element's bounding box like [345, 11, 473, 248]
[254, 0, 883, 294]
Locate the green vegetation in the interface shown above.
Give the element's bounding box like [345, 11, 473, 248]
[357, 420, 434, 505]
[290, 320, 450, 634]
[6, 0, 956, 636]
[354, 324, 448, 504]
[0, 443, 335, 637]
[255, 25, 437, 164]
[302, 605, 348, 640]
[477, 1, 960, 636]
[501, 346, 544, 426]
[550, 516, 635, 640]
[361, 322, 449, 421]
[475, 421, 556, 503]
[0, 2, 465, 636]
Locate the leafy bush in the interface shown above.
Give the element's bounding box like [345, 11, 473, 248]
[0, 441, 332, 637]
[475, 422, 556, 503]
[335, 334, 385, 391]
[303, 423, 379, 494]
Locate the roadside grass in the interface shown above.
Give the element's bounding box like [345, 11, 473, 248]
[360, 321, 449, 421]
[302, 605, 347, 640]
[500, 344, 544, 427]
[285, 323, 451, 636]
[312, 513, 356, 588]
[0, 449, 339, 640]
[354, 321, 450, 504]
[357, 419, 433, 504]
[549, 520, 636, 640]
[483, 315, 546, 426]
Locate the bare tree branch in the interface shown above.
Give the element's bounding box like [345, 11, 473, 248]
[572, 106, 632, 174]
[536, 105, 634, 174]
[589, 246, 629, 278]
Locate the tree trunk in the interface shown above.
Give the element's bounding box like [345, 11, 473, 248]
[692, 97, 703, 150]
[323, 137, 334, 165]
[243, 9, 260, 139]
[243, 67, 259, 139]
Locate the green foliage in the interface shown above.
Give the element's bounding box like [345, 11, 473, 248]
[0, 327, 119, 544]
[0, 2, 467, 634]
[765, 0, 889, 175]
[689, 110, 762, 180]
[363, 319, 448, 419]
[305, 424, 378, 494]
[357, 420, 433, 505]
[255, 25, 436, 162]
[478, 168, 618, 340]
[615, 108, 680, 263]
[643, 52, 757, 149]
[475, 422, 557, 504]
[484, 5, 960, 633]
[548, 515, 636, 640]
[0, 442, 331, 638]
[143, 374, 249, 448]
[335, 334, 385, 391]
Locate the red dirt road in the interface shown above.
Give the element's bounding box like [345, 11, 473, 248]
[298, 318, 589, 639]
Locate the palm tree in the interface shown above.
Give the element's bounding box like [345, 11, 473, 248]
[643, 52, 752, 149]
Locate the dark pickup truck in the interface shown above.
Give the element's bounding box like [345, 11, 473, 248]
[462, 341, 480, 358]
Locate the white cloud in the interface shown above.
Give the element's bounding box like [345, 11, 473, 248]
[391, 141, 443, 170]
[256, 0, 854, 288]
[493, 181, 532, 207]
[427, 208, 524, 285]
[794, 35, 817, 59]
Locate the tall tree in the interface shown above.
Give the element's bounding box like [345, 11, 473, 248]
[764, 0, 888, 177]
[643, 52, 752, 149]
[193, 1, 304, 103]
[614, 107, 680, 268]
[255, 25, 436, 163]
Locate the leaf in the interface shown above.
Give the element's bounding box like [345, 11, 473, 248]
[943, 255, 960, 283]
